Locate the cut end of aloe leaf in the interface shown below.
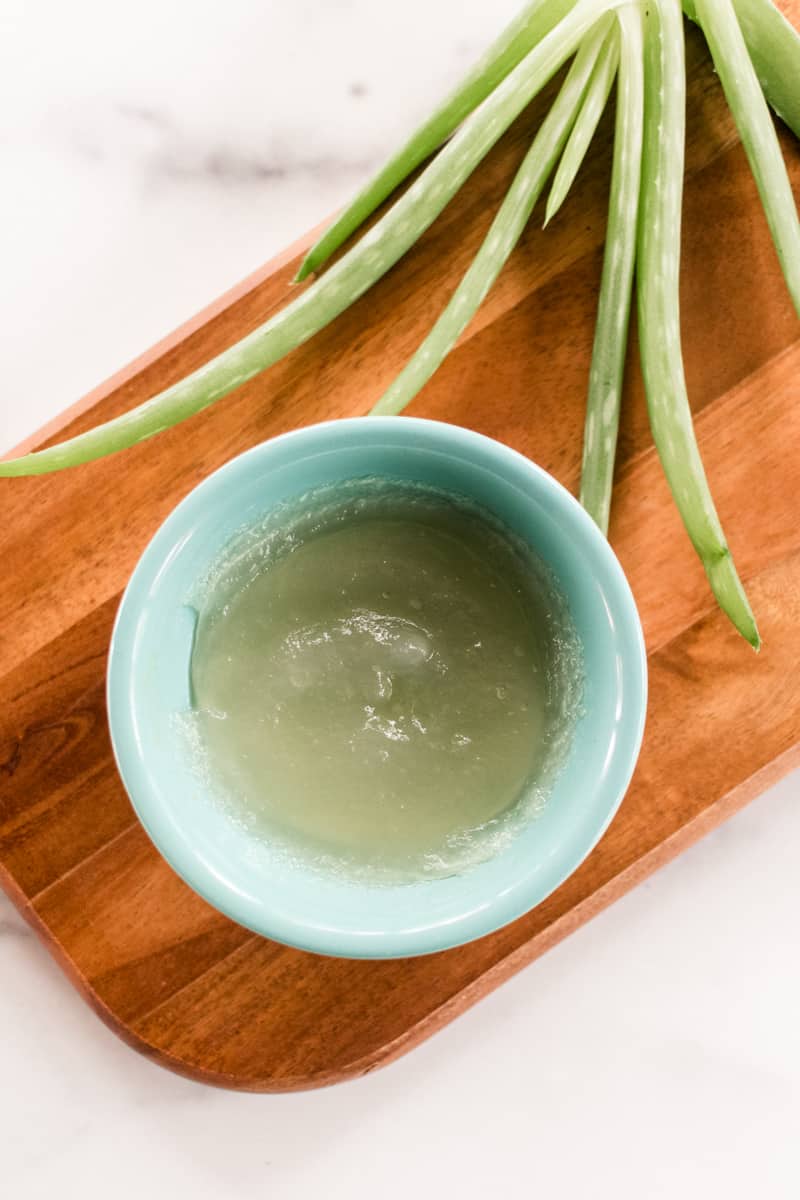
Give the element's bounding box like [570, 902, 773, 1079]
[706, 549, 761, 649]
[0, 449, 85, 477]
[293, 258, 315, 283]
[0, 458, 43, 477]
[296, 241, 331, 281]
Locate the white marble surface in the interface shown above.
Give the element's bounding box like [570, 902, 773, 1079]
[1, 2, 798, 1196]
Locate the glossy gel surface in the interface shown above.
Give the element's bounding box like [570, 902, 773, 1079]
[188, 481, 583, 881]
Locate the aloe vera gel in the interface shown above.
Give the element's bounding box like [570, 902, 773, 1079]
[186, 479, 583, 882]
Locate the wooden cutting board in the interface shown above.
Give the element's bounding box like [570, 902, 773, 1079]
[1, 12, 799, 1091]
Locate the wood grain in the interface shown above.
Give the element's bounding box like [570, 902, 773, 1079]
[1, 11, 799, 1090]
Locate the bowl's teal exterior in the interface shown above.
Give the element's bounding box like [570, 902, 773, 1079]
[107, 417, 647, 958]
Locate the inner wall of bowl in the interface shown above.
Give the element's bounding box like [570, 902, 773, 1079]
[115, 419, 642, 954]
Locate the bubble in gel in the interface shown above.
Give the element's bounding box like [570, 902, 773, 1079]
[389, 629, 432, 669]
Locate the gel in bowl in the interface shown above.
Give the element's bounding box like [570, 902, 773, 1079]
[107, 417, 647, 958]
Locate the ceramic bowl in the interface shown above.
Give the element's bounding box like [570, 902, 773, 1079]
[107, 417, 647, 958]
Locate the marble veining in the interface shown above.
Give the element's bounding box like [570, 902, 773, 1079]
[70, 101, 379, 185]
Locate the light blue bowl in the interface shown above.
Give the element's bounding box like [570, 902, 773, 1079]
[107, 417, 647, 958]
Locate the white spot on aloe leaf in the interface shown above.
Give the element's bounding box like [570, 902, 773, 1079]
[603, 390, 616, 426]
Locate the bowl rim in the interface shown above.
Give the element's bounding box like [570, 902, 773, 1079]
[107, 416, 648, 958]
